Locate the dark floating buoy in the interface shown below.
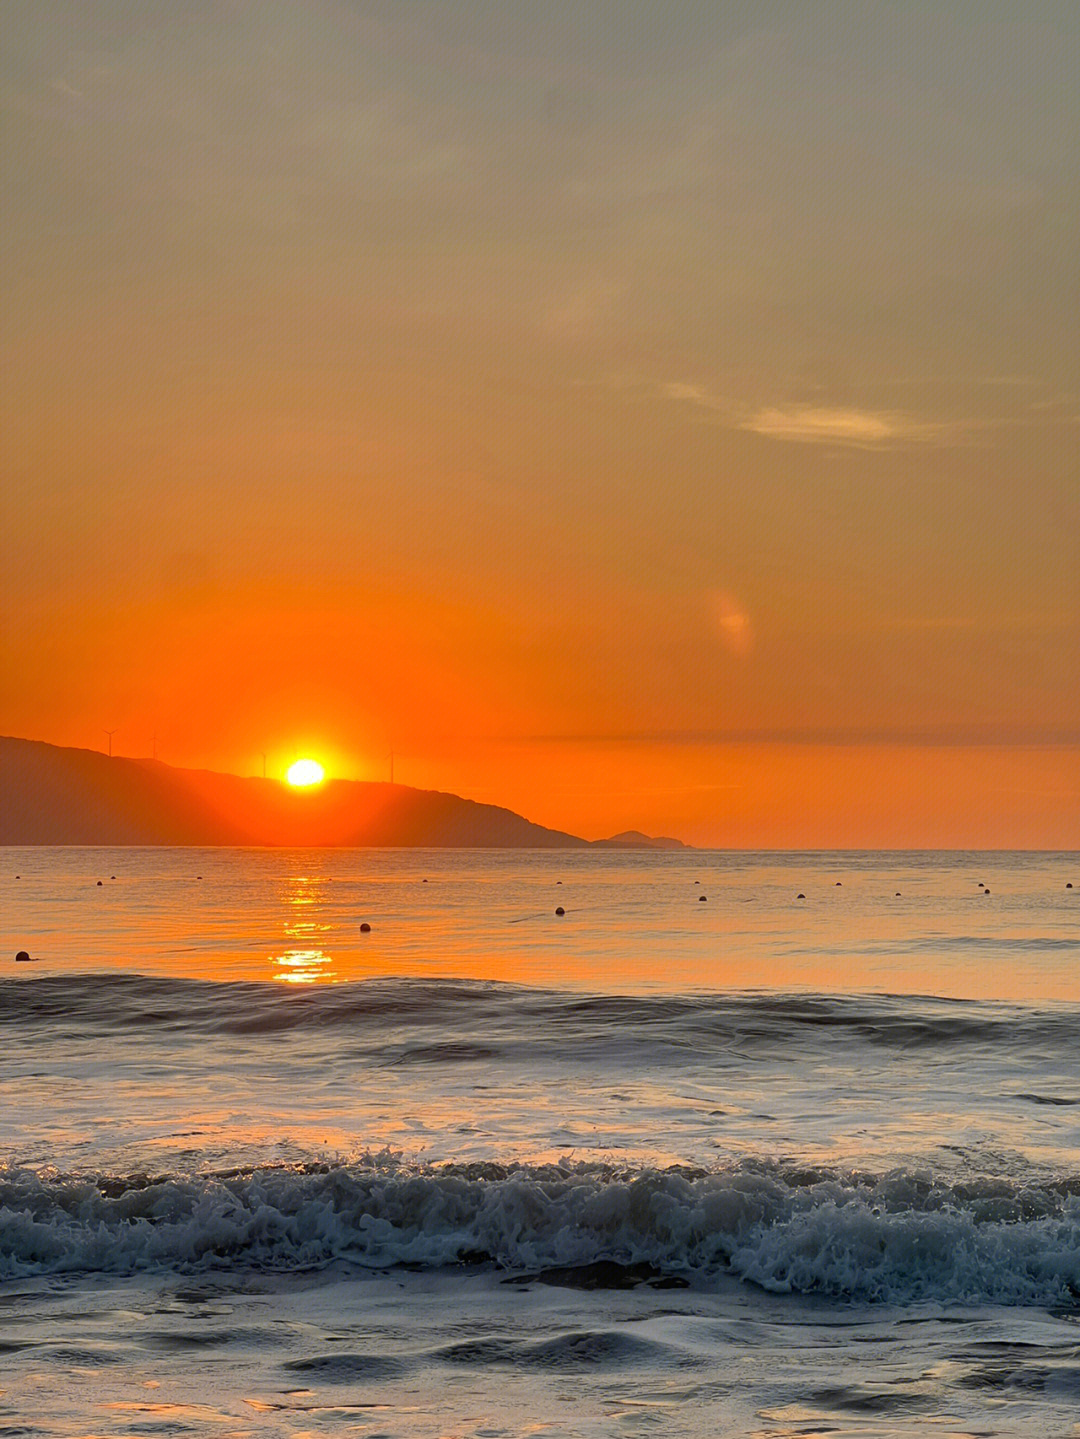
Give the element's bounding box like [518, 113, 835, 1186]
[1067, 883, 1073, 889]
[197, 875, 203, 880]
[694, 880, 700, 885]
[360, 922, 371, 933]
[96, 880, 103, 886]
[15, 951, 30, 963]
[796, 893, 805, 900]
[556, 880, 562, 884]
[895, 892, 901, 897]
[110, 875, 116, 880]
[555, 906, 565, 916]
[699, 894, 707, 901]
[422, 878, 428, 882]
[983, 888, 990, 895]
[835, 881, 842, 886]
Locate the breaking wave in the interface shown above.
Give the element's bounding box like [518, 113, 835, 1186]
[3, 1158, 1079, 1306]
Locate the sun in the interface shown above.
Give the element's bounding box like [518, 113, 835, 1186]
[286, 758, 325, 787]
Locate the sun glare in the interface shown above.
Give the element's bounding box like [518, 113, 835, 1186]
[286, 758, 325, 787]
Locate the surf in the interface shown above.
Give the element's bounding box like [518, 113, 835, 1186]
[3, 1158, 1080, 1307]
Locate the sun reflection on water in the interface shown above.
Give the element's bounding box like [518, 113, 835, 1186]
[273, 947, 334, 983]
[272, 873, 337, 983]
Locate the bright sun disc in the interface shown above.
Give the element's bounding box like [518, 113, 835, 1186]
[286, 758, 325, 787]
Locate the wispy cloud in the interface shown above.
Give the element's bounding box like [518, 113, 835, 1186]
[741, 405, 930, 446]
[662, 382, 722, 408]
[662, 384, 949, 448]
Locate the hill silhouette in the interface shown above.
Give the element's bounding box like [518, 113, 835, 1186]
[0, 737, 588, 848]
[599, 829, 689, 850]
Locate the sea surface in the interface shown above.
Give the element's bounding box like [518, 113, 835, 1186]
[1, 847, 1079, 1437]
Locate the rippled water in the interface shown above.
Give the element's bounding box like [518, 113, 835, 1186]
[4, 845, 1079, 996]
[1, 847, 1078, 1436]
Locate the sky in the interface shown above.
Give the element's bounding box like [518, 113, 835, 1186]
[1, 0, 1077, 847]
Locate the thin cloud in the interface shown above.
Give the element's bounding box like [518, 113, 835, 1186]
[742, 405, 922, 445]
[662, 384, 949, 447]
[663, 382, 722, 408]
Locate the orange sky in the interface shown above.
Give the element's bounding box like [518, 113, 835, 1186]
[1, 2, 1077, 846]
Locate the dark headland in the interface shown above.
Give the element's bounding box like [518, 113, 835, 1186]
[0, 737, 688, 849]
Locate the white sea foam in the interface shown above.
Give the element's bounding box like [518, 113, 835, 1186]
[3, 1160, 1079, 1306]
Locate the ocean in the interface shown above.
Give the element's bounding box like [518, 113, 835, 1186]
[2, 847, 1078, 1437]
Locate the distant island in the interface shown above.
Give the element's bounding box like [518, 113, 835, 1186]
[601, 829, 690, 851]
[0, 737, 689, 849]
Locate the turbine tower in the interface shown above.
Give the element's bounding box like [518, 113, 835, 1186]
[104, 729, 117, 758]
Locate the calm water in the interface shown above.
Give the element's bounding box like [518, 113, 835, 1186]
[4, 845, 1079, 997]
[2, 847, 1079, 1437]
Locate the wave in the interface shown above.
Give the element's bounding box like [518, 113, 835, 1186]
[4, 974, 1078, 1055]
[3, 1158, 1079, 1306]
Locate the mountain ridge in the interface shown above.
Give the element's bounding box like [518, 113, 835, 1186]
[0, 737, 688, 849]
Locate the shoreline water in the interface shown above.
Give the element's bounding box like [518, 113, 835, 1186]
[2, 848, 1078, 1435]
[5, 1261, 1080, 1437]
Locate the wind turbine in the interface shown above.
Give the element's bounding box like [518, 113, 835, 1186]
[104, 729, 117, 758]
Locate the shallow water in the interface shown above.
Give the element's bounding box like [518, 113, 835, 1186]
[2, 847, 1078, 1435]
[7, 1266, 1080, 1439]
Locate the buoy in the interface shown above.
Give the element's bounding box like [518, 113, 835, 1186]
[895, 892, 901, 897]
[15, 951, 30, 962]
[555, 906, 565, 916]
[983, 888, 990, 895]
[110, 875, 116, 880]
[96, 880, 103, 886]
[699, 894, 707, 901]
[835, 881, 842, 886]
[1067, 883, 1073, 889]
[797, 893, 805, 900]
[360, 922, 371, 933]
